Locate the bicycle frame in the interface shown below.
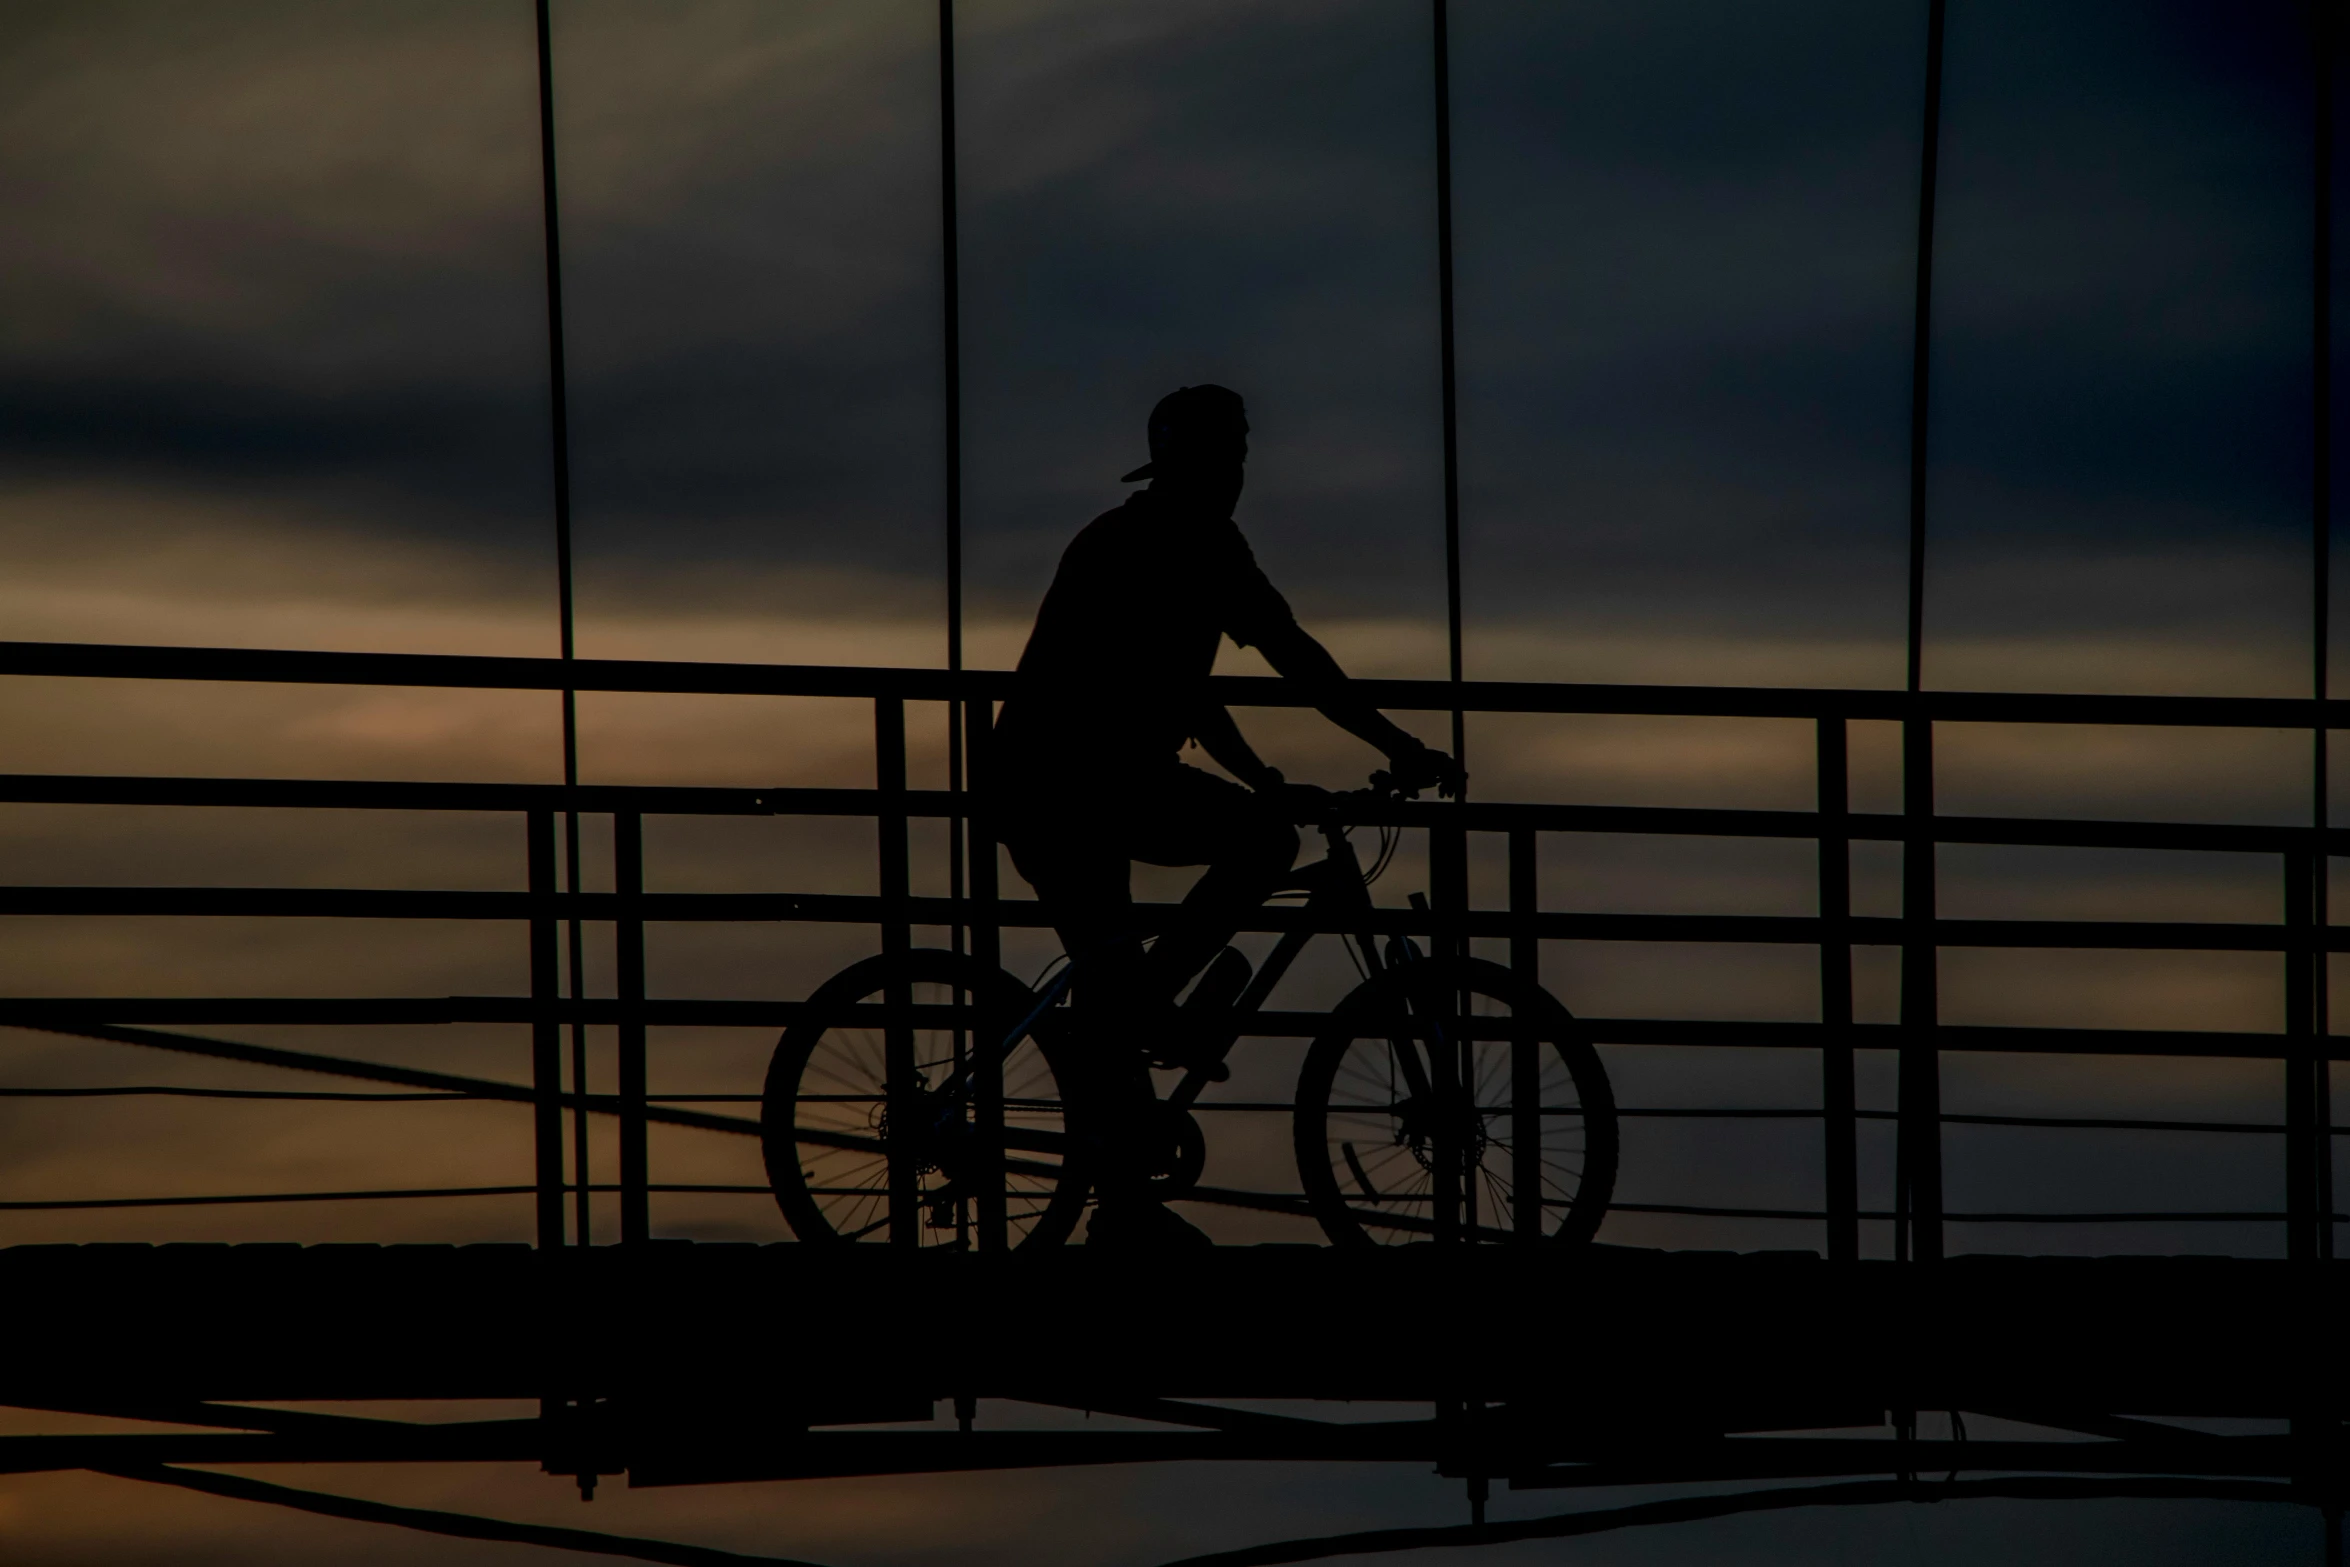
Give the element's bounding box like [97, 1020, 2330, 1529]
[936, 813, 1398, 1123]
[1163, 819, 1388, 1113]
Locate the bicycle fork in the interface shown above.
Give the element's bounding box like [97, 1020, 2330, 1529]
[1368, 892, 1480, 1243]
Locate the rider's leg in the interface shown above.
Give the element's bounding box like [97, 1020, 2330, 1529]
[1001, 826, 1151, 1037]
[1001, 823, 1169, 1188]
[1130, 765, 1299, 1003]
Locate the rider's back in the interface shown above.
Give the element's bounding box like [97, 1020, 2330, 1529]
[993, 489, 1294, 786]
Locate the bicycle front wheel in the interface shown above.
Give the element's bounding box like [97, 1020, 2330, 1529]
[762, 948, 1088, 1249]
[1293, 956, 1616, 1247]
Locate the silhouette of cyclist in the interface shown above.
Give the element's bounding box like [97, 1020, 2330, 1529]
[991, 384, 1463, 1248]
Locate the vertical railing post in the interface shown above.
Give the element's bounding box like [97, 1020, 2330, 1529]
[1817, 718, 1857, 1262]
[1508, 827, 1540, 1242]
[1429, 820, 1469, 1242]
[2308, 0, 2336, 1274]
[1899, 714, 1942, 1263]
[564, 816, 590, 1248]
[2321, 852, 2336, 1266]
[614, 812, 649, 1246]
[528, 809, 564, 1249]
[876, 698, 917, 1248]
[2288, 851, 2320, 1262]
[965, 705, 1006, 1251]
[1430, 819, 1469, 965]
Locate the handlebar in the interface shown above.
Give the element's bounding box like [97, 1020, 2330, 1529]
[1277, 772, 1424, 826]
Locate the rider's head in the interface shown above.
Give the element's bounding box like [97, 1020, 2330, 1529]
[1121, 385, 1248, 511]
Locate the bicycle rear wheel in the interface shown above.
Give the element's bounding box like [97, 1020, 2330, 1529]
[1293, 956, 1616, 1247]
[762, 948, 1087, 1249]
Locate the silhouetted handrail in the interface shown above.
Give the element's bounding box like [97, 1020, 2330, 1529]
[0, 1182, 771, 1212]
[0, 637, 2341, 728]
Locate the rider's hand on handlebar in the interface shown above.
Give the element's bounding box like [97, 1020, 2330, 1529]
[1384, 740, 1466, 800]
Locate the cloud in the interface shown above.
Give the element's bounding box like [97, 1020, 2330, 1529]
[0, 0, 2323, 698]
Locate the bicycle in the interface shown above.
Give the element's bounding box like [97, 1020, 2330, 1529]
[760, 779, 1619, 1249]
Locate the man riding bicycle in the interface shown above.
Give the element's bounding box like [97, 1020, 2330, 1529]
[990, 384, 1464, 1248]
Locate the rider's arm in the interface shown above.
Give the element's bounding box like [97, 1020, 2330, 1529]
[1215, 521, 1463, 795]
[1191, 702, 1280, 791]
[1251, 619, 1460, 791]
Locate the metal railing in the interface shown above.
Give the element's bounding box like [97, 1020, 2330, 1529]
[0, 637, 2336, 1258]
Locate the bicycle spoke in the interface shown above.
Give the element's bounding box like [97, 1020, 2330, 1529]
[1307, 976, 1613, 1246]
[773, 957, 1086, 1250]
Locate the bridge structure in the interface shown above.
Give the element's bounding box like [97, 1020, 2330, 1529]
[0, 0, 2339, 1555]
[0, 637, 2340, 1562]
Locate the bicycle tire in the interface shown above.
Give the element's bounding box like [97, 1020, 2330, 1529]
[762, 948, 1088, 1249]
[1292, 956, 1617, 1247]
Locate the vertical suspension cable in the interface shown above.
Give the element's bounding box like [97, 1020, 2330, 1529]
[939, 0, 970, 1251]
[532, 0, 589, 1247]
[1897, 0, 1949, 1267]
[1906, 0, 1945, 698]
[1432, 0, 1465, 768]
[942, 0, 965, 956]
[2313, 0, 2335, 1261]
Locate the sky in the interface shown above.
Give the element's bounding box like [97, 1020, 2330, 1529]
[0, 0, 2338, 1562]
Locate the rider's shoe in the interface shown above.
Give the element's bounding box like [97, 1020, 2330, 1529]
[1086, 1197, 1213, 1251]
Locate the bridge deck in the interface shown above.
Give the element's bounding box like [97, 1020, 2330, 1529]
[5, 1242, 2332, 1416]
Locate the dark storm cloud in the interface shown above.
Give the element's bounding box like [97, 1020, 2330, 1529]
[0, 0, 556, 567]
[0, 363, 545, 513]
[1446, 0, 1920, 653]
[0, 0, 954, 575]
[0, 0, 2325, 710]
[1931, 0, 2315, 538]
[949, 0, 1449, 631]
[1448, 0, 2322, 685]
[0, 0, 2326, 679]
[1926, 0, 2320, 691]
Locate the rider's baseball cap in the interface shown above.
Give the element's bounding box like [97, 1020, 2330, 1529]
[1120, 384, 1248, 482]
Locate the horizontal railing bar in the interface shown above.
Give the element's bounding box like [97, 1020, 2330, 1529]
[0, 1182, 2325, 1221]
[1860, 811, 2327, 854]
[1, 1003, 2340, 1061]
[0, 773, 785, 817]
[1919, 1110, 2289, 1135]
[1591, 1020, 2348, 1061]
[2, 639, 2341, 729]
[1610, 1201, 2321, 1223]
[0, 1085, 2305, 1138]
[0, 999, 479, 1024]
[1614, 1106, 2293, 1135]
[0, 771, 2336, 860]
[1179, 1194, 2320, 1226]
[0, 1086, 464, 1101]
[0, 886, 2330, 956]
[1484, 805, 2333, 854]
[0, 1181, 775, 1212]
[0, 1184, 539, 1211]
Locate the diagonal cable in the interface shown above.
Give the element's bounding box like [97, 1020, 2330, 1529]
[5, 1018, 755, 1136]
[1146, 1476, 2296, 1567]
[97, 1464, 833, 1567]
